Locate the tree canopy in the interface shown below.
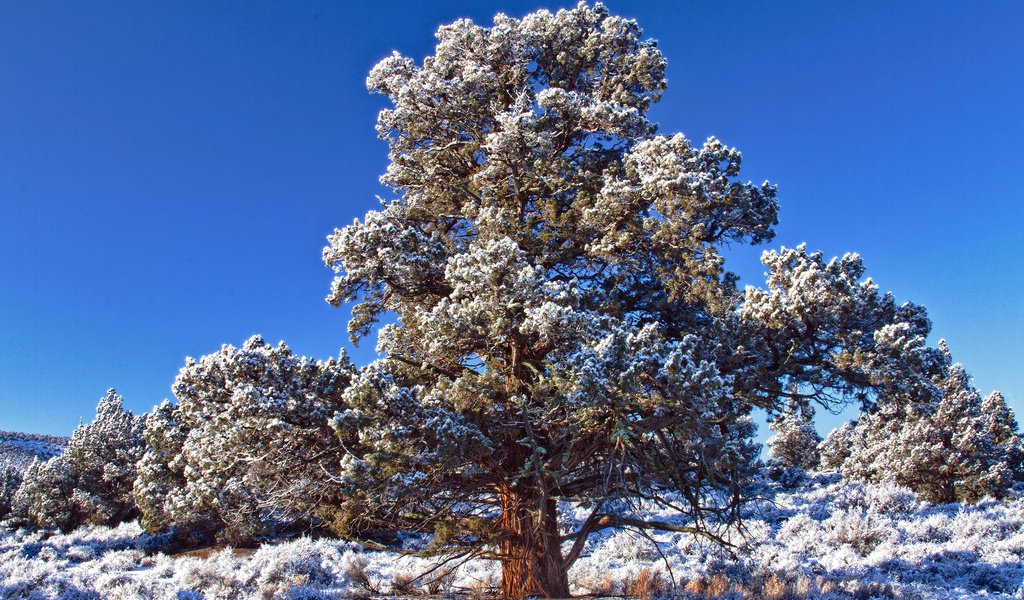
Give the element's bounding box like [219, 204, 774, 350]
[321, 3, 940, 596]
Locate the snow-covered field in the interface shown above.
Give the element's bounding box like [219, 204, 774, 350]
[1, 474, 1022, 599]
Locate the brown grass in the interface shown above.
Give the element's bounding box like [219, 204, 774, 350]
[171, 545, 258, 560]
[621, 568, 668, 599]
[576, 572, 618, 597]
[762, 573, 789, 599]
[390, 571, 422, 596]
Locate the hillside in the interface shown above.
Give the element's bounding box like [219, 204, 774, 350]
[0, 431, 68, 471]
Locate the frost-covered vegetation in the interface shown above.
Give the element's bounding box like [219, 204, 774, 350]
[133, 336, 355, 547]
[314, 3, 962, 595]
[0, 431, 67, 472]
[2, 2, 1023, 598]
[11, 390, 145, 532]
[2, 476, 1023, 599]
[821, 343, 1024, 504]
[1, 432, 68, 522]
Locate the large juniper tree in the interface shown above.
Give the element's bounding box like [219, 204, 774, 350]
[323, 4, 939, 596]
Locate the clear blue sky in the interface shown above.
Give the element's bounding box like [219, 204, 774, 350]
[1, 1, 1021, 441]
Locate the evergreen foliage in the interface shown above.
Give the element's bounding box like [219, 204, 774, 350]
[0, 465, 22, 520]
[320, 3, 940, 595]
[767, 402, 822, 471]
[133, 335, 355, 546]
[819, 421, 858, 473]
[826, 344, 1024, 504]
[12, 390, 144, 532]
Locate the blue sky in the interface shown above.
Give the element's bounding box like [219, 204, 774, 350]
[0, 1, 1021, 442]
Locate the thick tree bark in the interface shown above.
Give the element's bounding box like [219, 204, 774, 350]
[498, 489, 570, 598]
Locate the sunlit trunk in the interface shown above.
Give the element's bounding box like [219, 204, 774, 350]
[498, 489, 570, 598]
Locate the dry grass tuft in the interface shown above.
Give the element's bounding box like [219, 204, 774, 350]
[390, 571, 422, 596]
[576, 572, 618, 597]
[762, 573, 789, 599]
[705, 572, 729, 597]
[623, 568, 668, 599]
[342, 554, 376, 598]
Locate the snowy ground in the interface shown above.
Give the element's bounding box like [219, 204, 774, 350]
[1, 474, 1022, 599]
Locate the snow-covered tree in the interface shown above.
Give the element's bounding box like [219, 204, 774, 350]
[818, 421, 857, 472]
[767, 402, 822, 471]
[13, 390, 145, 532]
[0, 465, 23, 520]
[134, 335, 355, 546]
[979, 391, 1024, 492]
[830, 344, 1023, 504]
[320, 4, 940, 596]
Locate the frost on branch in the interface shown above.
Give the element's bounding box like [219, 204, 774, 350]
[767, 401, 822, 471]
[737, 245, 943, 412]
[133, 335, 355, 546]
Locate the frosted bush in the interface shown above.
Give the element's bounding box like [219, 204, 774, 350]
[865, 483, 917, 515]
[248, 538, 343, 590]
[777, 513, 824, 555]
[13, 390, 145, 533]
[828, 507, 897, 557]
[950, 507, 1007, 550]
[174, 550, 249, 597]
[904, 512, 952, 544]
[134, 336, 356, 547]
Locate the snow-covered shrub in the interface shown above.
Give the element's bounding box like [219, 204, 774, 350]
[248, 538, 342, 591]
[12, 390, 145, 532]
[826, 506, 895, 556]
[864, 482, 917, 515]
[134, 335, 355, 546]
[174, 549, 249, 597]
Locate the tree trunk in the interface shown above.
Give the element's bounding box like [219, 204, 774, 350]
[498, 489, 570, 598]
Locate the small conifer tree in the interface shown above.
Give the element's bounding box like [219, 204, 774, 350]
[14, 390, 145, 532]
[767, 402, 822, 471]
[829, 344, 1023, 503]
